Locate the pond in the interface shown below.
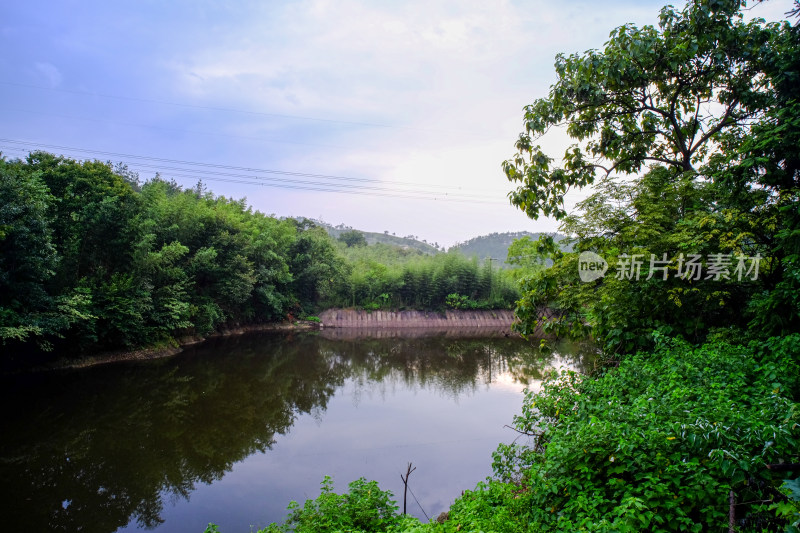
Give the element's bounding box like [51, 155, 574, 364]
[0, 329, 594, 533]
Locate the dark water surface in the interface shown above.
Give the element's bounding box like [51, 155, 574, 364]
[1, 329, 593, 533]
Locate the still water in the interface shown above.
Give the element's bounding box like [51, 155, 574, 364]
[1, 329, 593, 533]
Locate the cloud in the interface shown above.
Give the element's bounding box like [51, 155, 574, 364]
[149, 0, 673, 246]
[169, 0, 537, 120]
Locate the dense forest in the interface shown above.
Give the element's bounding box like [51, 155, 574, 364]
[0, 153, 517, 364]
[208, 1, 800, 531]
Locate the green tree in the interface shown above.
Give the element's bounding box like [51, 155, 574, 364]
[259, 476, 403, 533]
[496, 334, 800, 531]
[26, 152, 140, 288]
[718, 18, 800, 336]
[506, 235, 554, 281]
[503, 0, 799, 349]
[0, 159, 97, 352]
[502, 0, 779, 221]
[244, 215, 295, 322]
[289, 223, 346, 312]
[0, 161, 58, 345]
[338, 230, 367, 248]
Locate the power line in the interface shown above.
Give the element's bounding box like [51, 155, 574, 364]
[0, 138, 363, 179]
[1, 144, 491, 204]
[0, 140, 508, 205]
[122, 168, 498, 203]
[120, 165, 492, 201]
[0, 138, 492, 192]
[117, 162, 493, 197]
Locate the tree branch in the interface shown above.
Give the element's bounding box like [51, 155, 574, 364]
[689, 98, 743, 154]
[667, 79, 692, 170]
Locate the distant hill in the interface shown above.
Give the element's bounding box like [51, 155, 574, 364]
[451, 231, 567, 267]
[294, 219, 568, 262]
[312, 220, 441, 255]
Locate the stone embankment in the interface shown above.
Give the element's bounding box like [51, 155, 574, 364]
[318, 326, 515, 340]
[318, 309, 515, 329]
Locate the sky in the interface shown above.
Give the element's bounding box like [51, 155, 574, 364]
[0, 0, 792, 248]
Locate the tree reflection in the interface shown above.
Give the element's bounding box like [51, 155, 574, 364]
[0, 332, 594, 532]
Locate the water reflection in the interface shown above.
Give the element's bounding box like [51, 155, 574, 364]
[0, 332, 594, 533]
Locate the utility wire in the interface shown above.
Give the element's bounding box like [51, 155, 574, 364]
[0, 138, 495, 193]
[0, 138, 380, 180]
[0, 146, 498, 204]
[118, 162, 493, 198]
[123, 168, 498, 203]
[122, 168, 494, 202]
[0, 140, 508, 205]
[0, 145, 502, 204]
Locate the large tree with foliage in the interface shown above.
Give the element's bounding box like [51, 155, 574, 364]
[503, 0, 788, 219]
[337, 230, 367, 248]
[503, 0, 799, 349]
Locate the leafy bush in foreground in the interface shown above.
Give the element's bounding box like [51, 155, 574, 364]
[206, 476, 417, 533]
[494, 334, 800, 532]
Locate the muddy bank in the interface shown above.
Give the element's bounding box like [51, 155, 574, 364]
[318, 309, 515, 329]
[37, 321, 320, 371]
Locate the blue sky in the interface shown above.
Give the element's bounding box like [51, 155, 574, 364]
[0, 0, 791, 247]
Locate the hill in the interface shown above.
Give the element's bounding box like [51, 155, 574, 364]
[297, 219, 566, 264]
[451, 231, 567, 267]
[312, 220, 441, 255]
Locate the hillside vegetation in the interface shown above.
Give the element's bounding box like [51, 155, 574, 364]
[451, 231, 568, 268]
[452, 231, 536, 265]
[319, 221, 440, 254]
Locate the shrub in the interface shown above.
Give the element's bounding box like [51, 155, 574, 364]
[501, 334, 800, 531]
[205, 476, 414, 533]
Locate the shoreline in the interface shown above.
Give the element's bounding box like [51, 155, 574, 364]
[21, 308, 519, 372]
[37, 321, 321, 372]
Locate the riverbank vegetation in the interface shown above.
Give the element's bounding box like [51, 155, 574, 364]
[207, 0, 800, 531]
[1, 153, 339, 363]
[0, 155, 516, 365]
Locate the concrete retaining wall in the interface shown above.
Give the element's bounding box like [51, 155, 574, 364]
[318, 327, 516, 340]
[318, 309, 515, 329]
